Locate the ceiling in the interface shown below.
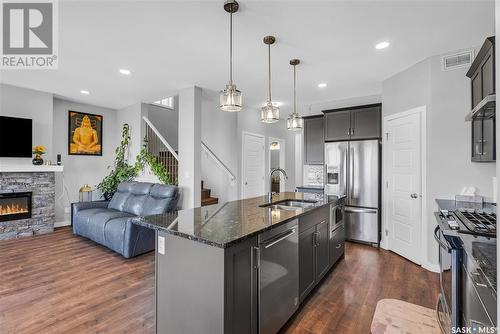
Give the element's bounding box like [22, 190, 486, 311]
[0, 0, 495, 112]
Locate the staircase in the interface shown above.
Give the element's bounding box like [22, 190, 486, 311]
[201, 181, 219, 206]
[144, 118, 179, 184]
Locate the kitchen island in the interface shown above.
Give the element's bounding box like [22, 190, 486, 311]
[133, 192, 345, 334]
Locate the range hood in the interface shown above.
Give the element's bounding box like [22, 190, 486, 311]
[465, 94, 496, 121]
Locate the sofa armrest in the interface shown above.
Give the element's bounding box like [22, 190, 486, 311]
[71, 201, 110, 224]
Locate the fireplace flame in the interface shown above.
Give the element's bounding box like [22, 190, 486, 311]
[0, 203, 28, 216]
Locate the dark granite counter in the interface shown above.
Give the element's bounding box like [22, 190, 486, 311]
[134, 192, 343, 248]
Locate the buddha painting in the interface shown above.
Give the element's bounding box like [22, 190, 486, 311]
[68, 111, 103, 156]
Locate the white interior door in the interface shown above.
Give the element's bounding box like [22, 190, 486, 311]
[242, 132, 265, 199]
[385, 110, 423, 264]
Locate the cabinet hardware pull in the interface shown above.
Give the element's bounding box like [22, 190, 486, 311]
[336, 244, 342, 249]
[475, 282, 488, 288]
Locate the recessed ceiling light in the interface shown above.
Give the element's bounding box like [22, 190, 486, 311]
[375, 41, 390, 50]
[119, 69, 131, 75]
[80, 90, 90, 95]
[318, 83, 327, 88]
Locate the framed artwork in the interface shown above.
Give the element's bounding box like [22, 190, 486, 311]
[68, 111, 103, 156]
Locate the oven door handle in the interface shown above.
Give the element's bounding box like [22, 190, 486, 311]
[433, 225, 451, 252]
[435, 294, 447, 334]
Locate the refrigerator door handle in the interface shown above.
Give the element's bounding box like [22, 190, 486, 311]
[349, 146, 354, 203]
[344, 207, 378, 214]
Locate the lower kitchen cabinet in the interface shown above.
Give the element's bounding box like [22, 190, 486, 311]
[298, 206, 337, 303]
[329, 224, 345, 267]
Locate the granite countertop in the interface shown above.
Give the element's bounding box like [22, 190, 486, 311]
[435, 199, 496, 293]
[133, 192, 342, 248]
[296, 185, 324, 189]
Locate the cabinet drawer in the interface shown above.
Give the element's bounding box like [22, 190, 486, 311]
[298, 206, 329, 234]
[329, 224, 345, 266]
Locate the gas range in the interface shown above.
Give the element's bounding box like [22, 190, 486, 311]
[438, 209, 496, 238]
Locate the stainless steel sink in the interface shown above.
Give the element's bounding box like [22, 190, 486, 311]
[260, 199, 317, 210]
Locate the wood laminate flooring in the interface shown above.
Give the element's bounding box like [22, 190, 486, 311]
[0, 227, 439, 334]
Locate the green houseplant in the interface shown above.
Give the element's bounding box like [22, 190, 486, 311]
[97, 124, 175, 200]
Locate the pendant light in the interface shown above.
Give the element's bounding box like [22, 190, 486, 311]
[261, 35, 279, 123]
[220, 0, 242, 112]
[287, 59, 304, 131]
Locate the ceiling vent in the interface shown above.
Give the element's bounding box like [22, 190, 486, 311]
[442, 50, 474, 71]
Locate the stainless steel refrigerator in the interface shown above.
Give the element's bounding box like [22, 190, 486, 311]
[324, 140, 380, 245]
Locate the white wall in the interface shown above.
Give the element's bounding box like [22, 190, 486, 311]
[382, 47, 497, 270]
[236, 103, 298, 195]
[116, 102, 148, 163]
[52, 98, 117, 223]
[147, 100, 179, 151]
[0, 84, 54, 163]
[201, 90, 239, 203]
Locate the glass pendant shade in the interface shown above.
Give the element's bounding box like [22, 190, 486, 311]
[261, 102, 280, 123]
[287, 113, 304, 131]
[220, 84, 242, 112]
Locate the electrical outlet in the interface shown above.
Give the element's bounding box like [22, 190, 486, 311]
[158, 236, 165, 255]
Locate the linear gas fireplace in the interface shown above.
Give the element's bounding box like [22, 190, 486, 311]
[0, 192, 32, 222]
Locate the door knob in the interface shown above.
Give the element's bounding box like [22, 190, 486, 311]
[410, 193, 418, 199]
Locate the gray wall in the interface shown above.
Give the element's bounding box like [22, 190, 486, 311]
[201, 90, 239, 203]
[147, 100, 179, 151]
[0, 84, 54, 162]
[52, 98, 117, 221]
[382, 48, 496, 269]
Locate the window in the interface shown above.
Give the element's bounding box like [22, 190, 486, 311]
[153, 96, 174, 109]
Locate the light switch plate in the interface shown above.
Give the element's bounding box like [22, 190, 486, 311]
[158, 236, 165, 255]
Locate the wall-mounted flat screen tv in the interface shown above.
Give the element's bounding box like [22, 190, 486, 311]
[0, 116, 33, 158]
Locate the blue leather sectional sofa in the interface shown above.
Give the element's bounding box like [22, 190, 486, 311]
[72, 182, 179, 258]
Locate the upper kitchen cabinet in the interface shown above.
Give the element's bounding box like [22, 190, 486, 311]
[466, 36, 496, 162]
[303, 116, 324, 164]
[324, 104, 382, 142]
[466, 37, 495, 113]
[324, 110, 351, 141]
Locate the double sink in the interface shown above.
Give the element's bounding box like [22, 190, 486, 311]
[260, 199, 318, 211]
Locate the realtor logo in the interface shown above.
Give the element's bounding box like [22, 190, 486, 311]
[1, 0, 58, 69]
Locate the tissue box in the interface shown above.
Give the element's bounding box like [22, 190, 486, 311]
[455, 195, 483, 204]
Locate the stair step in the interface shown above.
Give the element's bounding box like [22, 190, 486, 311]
[201, 188, 211, 199]
[201, 197, 219, 207]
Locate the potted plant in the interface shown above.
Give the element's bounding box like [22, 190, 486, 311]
[32, 146, 46, 165]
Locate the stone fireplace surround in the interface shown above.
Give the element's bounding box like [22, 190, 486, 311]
[0, 165, 63, 240]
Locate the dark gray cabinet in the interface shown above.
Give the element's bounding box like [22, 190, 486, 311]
[224, 237, 259, 334]
[298, 206, 331, 302]
[324, 104, 381, 141]
[329, 224, 345, 267]
[324, 110, 351, 141]
[351, 107, 381, 140]
[467, 37, 495, 110]
[472, 118, 496, 162]
[315, 220, 330, 281]
[304, 116, 324, 164]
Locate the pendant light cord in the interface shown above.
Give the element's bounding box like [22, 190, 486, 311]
[268, 43, 272, 102]
[229, 12, 233, 86]
[293, 64, 297, 114]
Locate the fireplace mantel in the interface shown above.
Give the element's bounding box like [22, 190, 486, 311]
[0, 165, 64, 173]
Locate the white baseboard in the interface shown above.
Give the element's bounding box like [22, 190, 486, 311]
[54, 220, 71, 228]
[422, 262, 440, 273]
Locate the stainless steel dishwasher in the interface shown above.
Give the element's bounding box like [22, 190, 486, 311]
[258, 219, 299, 334]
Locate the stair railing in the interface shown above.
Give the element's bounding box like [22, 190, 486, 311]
[201, 141, 236, 181]
[143, 116, 179, 182]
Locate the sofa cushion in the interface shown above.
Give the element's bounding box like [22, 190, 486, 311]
[120, 183, 154, 216]
[103, 217, 130, 254]
[83, 210, 134, 245]
[142, 184, 179, 215]
[108, 182, 135, 211]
